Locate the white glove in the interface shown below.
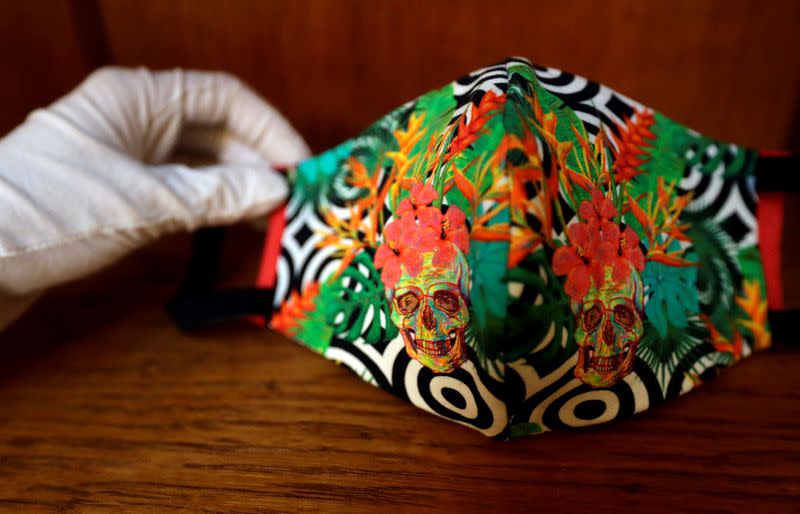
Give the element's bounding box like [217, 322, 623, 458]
[0, 67, 310, 329]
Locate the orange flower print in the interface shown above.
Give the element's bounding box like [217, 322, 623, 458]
[552, 191, 645, 301]
[612, 110, 656, 183]
[553, 222, 609, 301]
[444, 90, 505, 161]
[418, 205, 471, 267]
[602, 226, 646, 283]
[374, 214, 425, 288]
[578, 190, 617, 230]
[270, 282, 321, 336]
[397, 181, 439, 218]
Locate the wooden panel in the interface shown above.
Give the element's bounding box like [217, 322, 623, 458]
[0, 1, 94, 135]
[98, 0, 800, 153]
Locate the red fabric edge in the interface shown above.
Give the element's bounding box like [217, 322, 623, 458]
[256, 204, 287, 289]
[758, 149, 791, 157]
[757, 192, 784, 310]
[249, 204, 287, 327]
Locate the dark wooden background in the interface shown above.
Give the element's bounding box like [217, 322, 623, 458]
[1, 1, 799, 512]
[2, 0, 799, 151]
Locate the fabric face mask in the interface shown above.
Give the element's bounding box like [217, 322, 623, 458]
[171, 57, 795, 439]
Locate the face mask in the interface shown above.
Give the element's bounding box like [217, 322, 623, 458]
[170, 57, 795, 439]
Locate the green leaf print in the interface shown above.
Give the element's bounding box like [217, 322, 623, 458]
[320, 251, 398, 346]
[642, 254, 699, 339]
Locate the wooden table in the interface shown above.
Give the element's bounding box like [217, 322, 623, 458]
[1, 228, 798, 513]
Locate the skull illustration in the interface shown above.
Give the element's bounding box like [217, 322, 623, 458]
[388, 250, 470, 373]
[572, 264, 644, 388]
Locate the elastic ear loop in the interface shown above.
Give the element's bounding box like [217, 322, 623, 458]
[166, 226, 276, 330]
[756, 153, 799, 346]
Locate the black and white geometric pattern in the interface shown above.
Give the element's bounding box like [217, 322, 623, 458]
[531, 59, 641, 148]
[269, 58, 763, 438]
[678, 141, 759, 248]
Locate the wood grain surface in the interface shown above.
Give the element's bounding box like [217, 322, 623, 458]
[1, 227, 798, 513]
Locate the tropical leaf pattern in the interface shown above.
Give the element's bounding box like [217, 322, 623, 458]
[267, 57, 771, 439]
[642, 251, 699, 338]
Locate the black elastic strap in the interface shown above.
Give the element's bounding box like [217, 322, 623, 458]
[755, 155, 799, 193]
[166, 227, 275, 330]
[167, 287, 275, 330]
[177, 226, 226, 298]
[768, 310, 800, 347]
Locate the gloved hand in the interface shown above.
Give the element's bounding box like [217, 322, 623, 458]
[0, 67, 310, 329]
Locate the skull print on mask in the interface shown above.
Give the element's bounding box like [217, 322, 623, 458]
[572, 263, 644, 388]
[388, 250, 470, 373]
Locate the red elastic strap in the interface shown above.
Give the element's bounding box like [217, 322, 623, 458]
[758, 192, 784, 310]
[757, 149, 787, 311]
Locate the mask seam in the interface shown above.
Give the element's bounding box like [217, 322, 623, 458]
[498, 59, 514, 437]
